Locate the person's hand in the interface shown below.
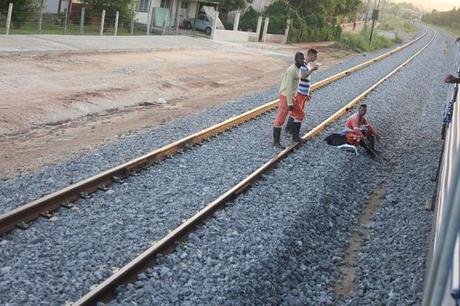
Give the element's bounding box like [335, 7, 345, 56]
[361, 137, 370, 147]
[445, 74, 455, 83]
[311, 63, 319, 71]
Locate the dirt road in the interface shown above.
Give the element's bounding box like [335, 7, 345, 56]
[0, 36, 351, 178]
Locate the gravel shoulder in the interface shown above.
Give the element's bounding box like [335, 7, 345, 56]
[0, 30, 421, 214]
[0, 27, 446, 306]
[107, 27, 453, 305]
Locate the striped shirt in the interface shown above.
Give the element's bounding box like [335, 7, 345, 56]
[297, 63, 312, 96]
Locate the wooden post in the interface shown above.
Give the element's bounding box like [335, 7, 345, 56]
[130, 14, 135, 35]
[114, 11, 119, 36]
[64, 8, 68, 33]
[146, 0, 153, 35]
[255, 16, 262, 42]
[233, 12, 240, 31]
[100, 9, 105, 35]
[162, 16, 167, 35]
[80, 7, 85, 34]
[262, 17, 269, 42]
[5, 3, 13, 35]
[174, 0, 181, 34]
[211, 11, 218, 39]
[283, 19, 290, 44]
[38, 0, 44, 34]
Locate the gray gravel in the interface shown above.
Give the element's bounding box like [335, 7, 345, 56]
[108, 27, 454, 305]
[0, 27, 444, 306]
[0, 30, 423, 214]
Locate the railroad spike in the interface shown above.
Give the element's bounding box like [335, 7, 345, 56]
[40, 211, 54, 219]
[61, 201, 74, 209]
[16, 222, 30, 230]
[113, 176, 125, 184]
[79, 192, 91, 199]
[98, 185, 109, 192]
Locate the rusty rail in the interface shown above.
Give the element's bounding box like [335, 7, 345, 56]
[73, 32, 435, 306]
[0, 33, 426, 236]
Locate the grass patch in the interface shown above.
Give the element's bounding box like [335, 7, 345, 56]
[427, 23, 460, 37]
[336, 28, 401, 52]
[378, 15, 416, 34]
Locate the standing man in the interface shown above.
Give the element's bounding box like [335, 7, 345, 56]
[285, 49, 319, 141]
[272, 52, 304, 148]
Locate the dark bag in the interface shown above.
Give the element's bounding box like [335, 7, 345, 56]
[324, 133, 348, 146]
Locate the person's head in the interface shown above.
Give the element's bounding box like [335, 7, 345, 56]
[359, 104, 367, 117]
[305, 48, 318, 63]
[295, 52, 305, 67]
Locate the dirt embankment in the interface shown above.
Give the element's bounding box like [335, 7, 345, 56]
[0, 40, 351, 178]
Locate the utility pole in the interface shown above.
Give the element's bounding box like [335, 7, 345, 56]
[364, 0, 371, 26]
[369, 0, 380, 47]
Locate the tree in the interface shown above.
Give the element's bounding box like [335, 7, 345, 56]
[0, 0, 36, 27]
[215, 0, 251, 15]
[81, 0, 136, 22]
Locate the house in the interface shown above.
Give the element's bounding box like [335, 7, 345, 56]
[134, 0, 220, 31]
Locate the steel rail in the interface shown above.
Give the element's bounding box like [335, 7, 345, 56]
[0, 33, 427, 236]
[73, 31, 435, 306]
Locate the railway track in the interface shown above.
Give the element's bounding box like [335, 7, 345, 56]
[71, 32, 436, 306]
[0, 32, 427, 236]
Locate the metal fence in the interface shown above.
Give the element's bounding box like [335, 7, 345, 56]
[1, 3, 152, 36]
[423, 42, 460, 306]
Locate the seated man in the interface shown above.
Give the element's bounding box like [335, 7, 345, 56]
[344, 104, 380, 153]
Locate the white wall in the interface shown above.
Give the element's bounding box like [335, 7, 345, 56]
[45, 0, 59, 14]
[213, 29, 258, 42]
[265, 33, 284, 43]
[135, 12, 149, 24]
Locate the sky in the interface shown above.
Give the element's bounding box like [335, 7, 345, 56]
[391, 0, 460, 12]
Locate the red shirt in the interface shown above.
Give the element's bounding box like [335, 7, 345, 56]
[345, 113, 378, 139]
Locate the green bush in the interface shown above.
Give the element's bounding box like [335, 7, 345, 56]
[262, 1, 342, 42]
[82, 0, 136, 23]
[0, 0, 36, 27]
[337, 28, 400, 52]
[239, 7, 259, 31]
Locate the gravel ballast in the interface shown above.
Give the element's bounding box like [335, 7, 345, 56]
[0, 27, 450, 305]
[109, 28, 454, 305]
[0, 30, 424, 214]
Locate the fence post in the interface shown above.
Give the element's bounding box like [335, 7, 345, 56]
[80, 7, 85, 34]
[283, 19, 290, 44]
[162, 16, 167, 35]
[174, 0, 181, 34]
[114, 11, 119, 36]
[146, 1, 154, 35]
[38, 1, 44, 34]
[233, 12, 240, 31]
[100, 9, 105, 36]
[5, 3, 12, 35]
[211, 11, 218, 40]
[262, 17, 269, 43]
[64, 9, 68, 33]
[130, 14, 135, 35]
[255, 16, 262, 42]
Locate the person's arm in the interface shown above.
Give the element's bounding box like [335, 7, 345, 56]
[350, 118, 365, 138]
[301, 63, 318, 78]
[445, 74, 460, 84]
[367, 123, 380, 140]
